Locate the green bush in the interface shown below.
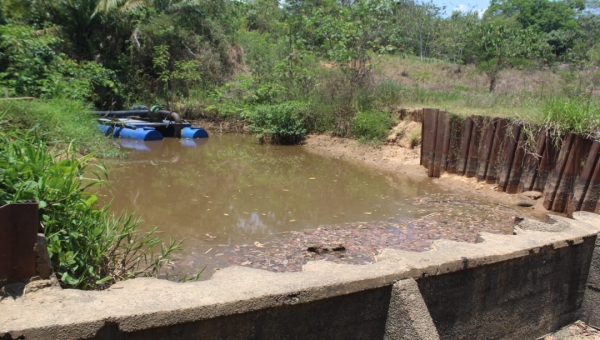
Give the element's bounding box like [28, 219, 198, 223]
[0, 122, 180, 290]
[352, 109, 394, 142]
[0, 98, 118, 157]
[243, 101, 308, 144]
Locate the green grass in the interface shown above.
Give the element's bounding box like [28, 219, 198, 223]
[530, 96, 600, 137]
[0, 98, 119, 157]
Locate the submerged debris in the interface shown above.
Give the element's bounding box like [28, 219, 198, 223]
[182, 193, 539, 274]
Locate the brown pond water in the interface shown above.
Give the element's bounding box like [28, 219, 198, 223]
[102, 134, 538, 278]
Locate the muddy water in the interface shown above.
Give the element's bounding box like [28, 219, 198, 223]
[103, 134, 535, 277]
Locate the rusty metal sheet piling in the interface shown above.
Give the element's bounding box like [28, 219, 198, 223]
[421, 109, 439, 169]
[497, 123, 522, 192]
[484, 119, 508, 184]
[505, 131, 528, 194]
[566, 141, 600, 216]
[533, 133, 559, 193]
[432, 111, 450, 178]
[583, 145, 600, 213]
[477, 119, 497, 182]
[551, 135, 593, 213]
[0, 202, 38, 286]
[543, 133, 576, 210]
[518, 128, 547, 193]
[457, 117, 474, 176]
[465, 116, 484, 178]
[445, 115, 464, 174]
[422, 109, 440, 175]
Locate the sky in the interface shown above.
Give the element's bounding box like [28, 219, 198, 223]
[428, 0, 491, 17]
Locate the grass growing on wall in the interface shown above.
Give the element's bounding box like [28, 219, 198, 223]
[0, 98, 119, 157]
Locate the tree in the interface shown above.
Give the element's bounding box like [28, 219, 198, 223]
[474, 23, 546, 91]
[483, 0, 585, 59]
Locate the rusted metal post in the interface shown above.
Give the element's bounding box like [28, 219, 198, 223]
[484, 119, 508, 184]
[0, 203, 39, 286]
[505, 130, 528, 194]
[497, 123, 521, 192]
[432, 111, 450, 178]
[457, 116, 474, 176]
[583, 145, 600, 213]
[439, 112, 453, 174]
[551, 135, 593, 213]
[477, 119, 497, 182]
[543, 133, 576, 210]
[518, 128, 547, 193]
[422, 108, 439, 173]
[465, 116, 483, 178]
[567, 141, 600, 216]
[445, 115, 464, 174]
[533, 132, 559, 192]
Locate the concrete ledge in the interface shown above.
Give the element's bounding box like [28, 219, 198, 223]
[1, 214, 600, 339]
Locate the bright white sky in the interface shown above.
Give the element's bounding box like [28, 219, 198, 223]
[428, 0, 490, 17]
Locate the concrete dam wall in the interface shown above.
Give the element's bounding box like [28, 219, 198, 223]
[2, 212, 600, 339]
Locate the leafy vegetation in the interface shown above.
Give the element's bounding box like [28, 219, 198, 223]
[0, 98, 119, 156]
[0, 0, 598, 143]
[0, 116, 181, 289]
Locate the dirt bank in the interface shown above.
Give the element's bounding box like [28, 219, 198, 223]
[301, 131, 549, 217]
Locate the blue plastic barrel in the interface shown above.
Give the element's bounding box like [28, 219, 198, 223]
[181, 126, 209, 138]
[97, 124, 112, 136]
[117, 127, 163, 141]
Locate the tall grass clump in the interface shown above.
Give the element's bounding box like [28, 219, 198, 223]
[0, 117, 181, 290]
[0, 98, 118, 157]
[538, 96, 600, 138]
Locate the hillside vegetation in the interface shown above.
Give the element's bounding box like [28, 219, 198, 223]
[1, 0, 599, 143]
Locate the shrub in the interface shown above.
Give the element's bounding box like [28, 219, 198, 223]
[352, 109, 394, 142]
[243, 101, 308, 144]
[0, 122, 180, 290]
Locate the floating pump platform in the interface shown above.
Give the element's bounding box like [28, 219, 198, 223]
[94, 105, 208, 141]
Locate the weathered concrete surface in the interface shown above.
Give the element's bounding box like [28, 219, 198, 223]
[384, 279, 440, 340]
[1, 215, 600, 339]
[573, 211, 600, 328]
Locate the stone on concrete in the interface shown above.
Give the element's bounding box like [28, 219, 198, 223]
[522, 191, 544, 200]
[384, 278, 440, 340]
[34, 233, 54, 279]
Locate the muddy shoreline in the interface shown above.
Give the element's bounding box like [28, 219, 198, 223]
[301, 134, 550, 215]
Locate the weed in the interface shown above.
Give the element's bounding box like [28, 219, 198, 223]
[0, 123, 181, 289]
[408, 130, 421, 148]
